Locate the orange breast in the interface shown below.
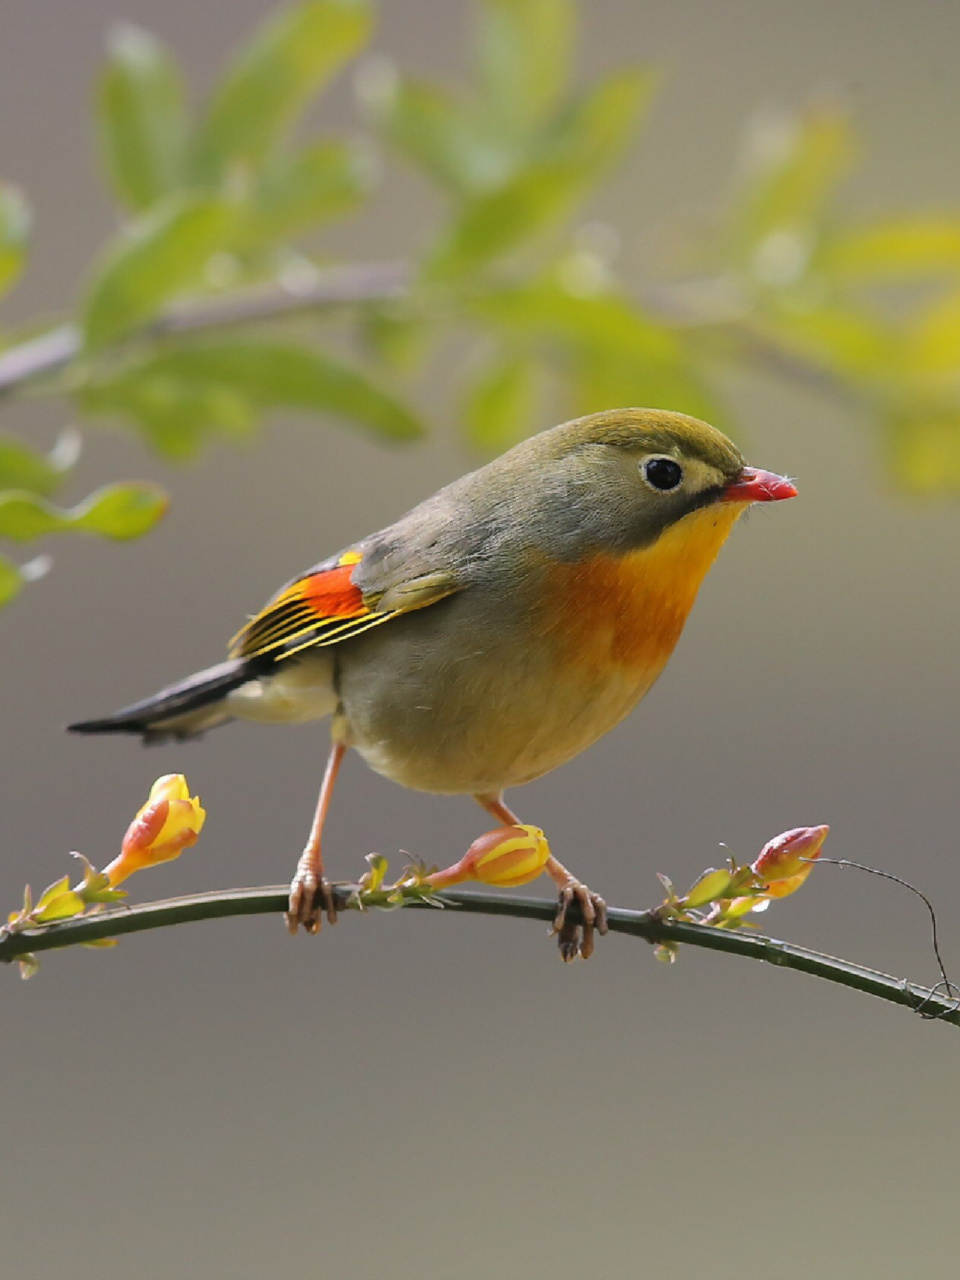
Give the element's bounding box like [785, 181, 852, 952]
[540, 502, 746, 683]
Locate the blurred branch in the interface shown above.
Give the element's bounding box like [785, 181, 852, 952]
[1, 882, 957, 1026]
[0, 260, 411, 398]
[0, 259, 864, 412]
[642, 280, 863, 408]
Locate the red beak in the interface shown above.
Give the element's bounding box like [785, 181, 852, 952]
[722, 466, 797, 503]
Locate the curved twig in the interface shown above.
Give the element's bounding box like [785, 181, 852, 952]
[1, 883, 957, 1027]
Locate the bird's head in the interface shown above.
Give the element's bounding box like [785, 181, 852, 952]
[507, 407, 796, 559]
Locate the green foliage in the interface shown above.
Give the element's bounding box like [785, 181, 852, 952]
[0, 484, 168, 542]
[0, 185, 30, 295]
[191, 0, 372, 181]
[98, 24, 189, 210]
[83, 195, 238, 349]
[4, 0, 960, 614]
[81, 339, 421, 455]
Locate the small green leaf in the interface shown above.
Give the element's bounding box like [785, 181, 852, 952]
[35, 875, 72, 911]
[193, 0, 372, 181]
[98, 23, 189, 210]
[71, 483, 170, 539]
[476, 0, 575, 136]
[0, 434, 66, 495]
[236, 141, 375, 249]
[83, 195, 236, 350]
[683, 868, 735, 910]
[0, 554, 22, 606]
[0, 483, 168, 542]
[34, 876, 85, 924]
[465, 352, 538, 450]
[118, 340, 423, 440]
[362, 853, 389, 894]
[0, 185, 30, 295]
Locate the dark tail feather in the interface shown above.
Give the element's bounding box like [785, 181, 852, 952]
[68, 658, 255, 743]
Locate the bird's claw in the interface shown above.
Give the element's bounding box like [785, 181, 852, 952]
[286, 856, 339, 935]
[552, 879, 608, 961]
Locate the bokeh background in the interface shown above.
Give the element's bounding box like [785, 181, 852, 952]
[4, 2, 960, 1277]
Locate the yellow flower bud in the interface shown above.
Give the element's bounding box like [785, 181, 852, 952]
[427, 825, 551, 890]
[102, 774, 206, 887]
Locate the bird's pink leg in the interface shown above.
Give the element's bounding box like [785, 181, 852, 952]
[474, 792, 608, 961]
[287, 740, 347, 935]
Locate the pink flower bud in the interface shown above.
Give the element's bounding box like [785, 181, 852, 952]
[751, 824, 829, 899]
[427, 825, 551, 890]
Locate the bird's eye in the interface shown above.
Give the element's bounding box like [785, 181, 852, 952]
[642, 457, 683, 491]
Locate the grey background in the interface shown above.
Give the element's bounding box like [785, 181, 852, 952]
[3, 2, 960, 1277]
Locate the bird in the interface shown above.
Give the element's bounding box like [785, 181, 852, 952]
[69, 407, 797, 959]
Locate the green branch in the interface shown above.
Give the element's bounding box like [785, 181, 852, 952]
[1, 883, 956, 1026]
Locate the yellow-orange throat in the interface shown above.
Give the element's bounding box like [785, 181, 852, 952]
[545, 500, 747, 677]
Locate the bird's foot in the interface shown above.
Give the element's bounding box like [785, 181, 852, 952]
[552, 878, 608, 961]
[285, 853, 339, 935]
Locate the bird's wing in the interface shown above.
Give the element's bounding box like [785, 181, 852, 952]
[229, 547, 459, 661]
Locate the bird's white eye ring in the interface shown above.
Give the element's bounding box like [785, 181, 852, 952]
[641, 456, 683, 492]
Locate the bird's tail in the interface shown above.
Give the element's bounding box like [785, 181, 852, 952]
[68, 658, 257, 743]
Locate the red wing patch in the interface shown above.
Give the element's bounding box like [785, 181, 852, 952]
[229, 550, 399, 660]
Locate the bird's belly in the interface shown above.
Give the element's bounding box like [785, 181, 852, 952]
[336, 594, 667, 796]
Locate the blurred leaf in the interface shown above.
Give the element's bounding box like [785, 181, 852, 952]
[0, 185, 30, 296]
[360, 308, 430, 373]
[887, 409, 960, 494]
[0, 554, 22, 606]
[468, 281, 720, 426]
[763, 304, 894, 378]
[236, 141, 374, 249]
[0, 483, 168, 542]
[902, 289, 960, 375]
[574, 347, 722, 428]
[732, 105, 855, 260]
[88, 339, 423, 441]
[193, 0, 372, 181]
[476, 0, 574, 136]
[464, 351, 538, 449]
[538, 67, 654, 173]
[375, 78, 512, 195]
[79, 369, 256, 459]
[0, 435, 69, 496]
[468, 282, 681, 364]
[98, 24, 189, 210]
[83, 195, 236, 350]
[429, 167, 583, 276]
[428, 69, 652, 276]
[823, 217, 960, 280]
